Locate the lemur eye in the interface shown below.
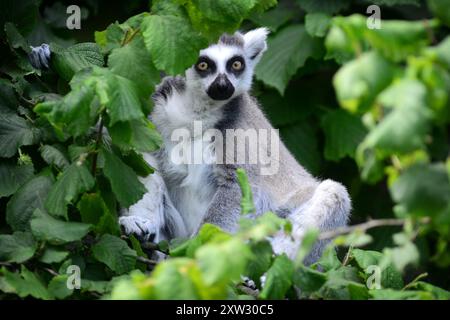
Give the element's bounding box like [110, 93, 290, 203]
[197, 61, 209, 71]
[232, 60, 242, 70]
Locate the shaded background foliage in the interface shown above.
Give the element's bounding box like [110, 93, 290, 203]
[0, 0, 449, 299]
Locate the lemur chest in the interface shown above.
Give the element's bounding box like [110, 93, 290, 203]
[163, 137, 218, 234]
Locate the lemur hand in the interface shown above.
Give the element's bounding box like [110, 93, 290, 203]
[28, 43, 51, 70]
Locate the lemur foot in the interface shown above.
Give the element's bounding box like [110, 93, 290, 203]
[28, 44, 51, 70]
[152, 75, 186, 101]
[119, 215, 158, 242]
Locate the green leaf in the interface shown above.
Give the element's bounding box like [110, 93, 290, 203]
[4, 22, 28, 51]
[333, 52, 395, 113]
[109, 119, 162, 153]
[365, 20, 432, 62]
[293, 265, 327, 297]
[0, 232, 36, 263]
[35, 86, 97, 138]
[2, 265, 51, 300]
[92, 234, 137, 275]
[142, 15, 208, 75]
[196, 238, 251, 286]
[48, 275, 73, 299]
[45, 163, 95, 219]
[255, 25, 323, 95]
[390, 163, 450, 216]
[51, 42, 104, 81]
[6, 172, 54, 231]
[0, 161, 34, 198]
[120, 150, 155, 177]
[236, 168, 255, 215]
[351, 249, 403, 289]
[149, 258, 205, 299]
[317, 246, 341, 271]
[77, 193, 120, 236]
[0, 113, 40, 157]
[363, 79, 432, 153]
[369, 288, 433, 300]
[296, 0, 350, 14]
[321, 109, 367, 161]
[39, 145, 70, 170]
[190, 0, 257, 25]
[101, 148, 147, 208]
[428, 0, 450, 27]
[249, 3, 295, 32]
[259, 254, 294, 299]
[38, 247, 69, 264]
[30, 209, 92, 244]
[245, 240, 273, 287]
[103, 72, 145, 126]
[406, 281, 450, 300]
[109, 36, 160, 98]
[239, 212, 291, 241]
[305, 13, 331, 37]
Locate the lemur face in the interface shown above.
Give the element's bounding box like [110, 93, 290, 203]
[186, 28, 269, 102]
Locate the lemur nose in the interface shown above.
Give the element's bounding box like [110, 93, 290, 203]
[207, 74, 235, 101]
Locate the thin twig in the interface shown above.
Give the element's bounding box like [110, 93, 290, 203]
[318, 217, 430, 241]
[91, 118, 104, 175]
[137, 256, 158, 266]
[44, 268, 59, 277]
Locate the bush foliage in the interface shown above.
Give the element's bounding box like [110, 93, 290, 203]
[0, 0, 449, 300]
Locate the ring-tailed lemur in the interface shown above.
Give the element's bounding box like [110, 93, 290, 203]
[28, 28, 351, 265]
[118, 28, 351, 265]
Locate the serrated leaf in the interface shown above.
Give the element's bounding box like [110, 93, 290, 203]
[45, 163, 95, 218]
[196, 238, 251, 286]
[39, 247, 69, 264]
[245, 240, 273, 287]
[294, 265, 327, 297]
[390, 163, 450, 216]
[305, 13, 331, 37]
[364, 79, 431, 153]
[351, 249, 403, 289]
[321, 109, 367, 161]
[51, 42, 104, 81]
[40, 145, 70, 170]
[333, 52, 395, 113]
[30, 209, 91, 244]
[92, 234, 137, 274]
[100, 147, 147, 208]
[0, 113, 40, 157]
[255, 25, 323, 95]
[109, 118, 162, 153]
[6, 172, 54, 231]
[259, 254, 294, 299]
[48, 275, 73, 299]
[142, 15, 208, 75]
[0, 161, 34, 198]
[109, 36, 160, 98]
[2, 265, 51, 300]
[0, 232, 36, 263]
[77, 193, 120, 236]
[190, 0, 257, 25]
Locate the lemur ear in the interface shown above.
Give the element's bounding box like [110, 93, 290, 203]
[243, 27, 269, 62]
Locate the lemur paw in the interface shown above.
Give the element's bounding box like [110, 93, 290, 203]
[119, 215, 159, 242]
[28, 44, 51, 70]
[152, 75, 186, 101]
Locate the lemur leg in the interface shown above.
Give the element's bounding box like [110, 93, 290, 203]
[119, 153, 186, 242]
[270, 179, 351, 265]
